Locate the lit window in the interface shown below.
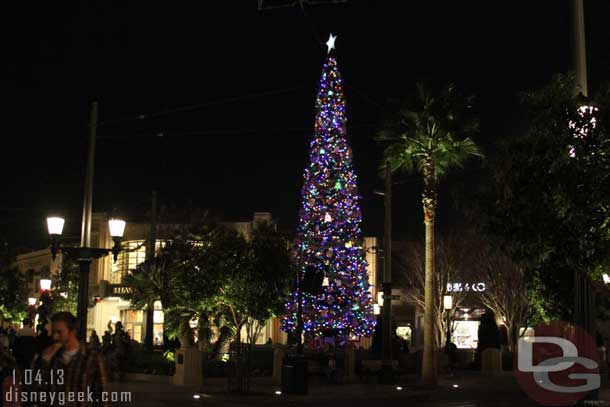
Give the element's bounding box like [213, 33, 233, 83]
[153, 310, 164, 324]
[110, 240, 146, 283]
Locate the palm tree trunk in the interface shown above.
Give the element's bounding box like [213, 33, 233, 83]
[422, 216, 437, 386]
[422, 163, 437, 387]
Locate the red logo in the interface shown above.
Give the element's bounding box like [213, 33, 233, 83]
[514, 321, 600, 406]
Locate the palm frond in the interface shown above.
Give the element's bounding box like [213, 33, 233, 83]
[376, 81, 483, 183]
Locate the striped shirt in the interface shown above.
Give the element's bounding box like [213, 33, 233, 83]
[30, 342, 108, 407]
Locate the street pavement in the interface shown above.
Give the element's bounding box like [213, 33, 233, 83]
[107, 372, 610, 407]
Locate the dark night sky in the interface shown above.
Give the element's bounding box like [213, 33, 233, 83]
[2, 1, 610, 251]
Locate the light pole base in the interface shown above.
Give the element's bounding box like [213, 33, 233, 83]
[378, 363, 397, 385]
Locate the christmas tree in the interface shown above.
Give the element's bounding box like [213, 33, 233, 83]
[281, 35, 376, 340]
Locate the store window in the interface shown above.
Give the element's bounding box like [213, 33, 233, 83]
[110, 240, 146, 283]
[452, 321, 480, 349]
[122, 309, 144, 342]
[153, 300, 164, 346]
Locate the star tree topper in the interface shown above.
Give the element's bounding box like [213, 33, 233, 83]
[326, 33, 337, 54]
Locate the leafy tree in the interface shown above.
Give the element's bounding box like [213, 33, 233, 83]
[377, 82, 483, 386]
[122, 221, 220, 347]
[484, 74, 610, 321]
[50, 258, 79, 315]
[0, 264, 28, 324]
[241, 222, 292, 346]
[214, 223, 292, 347]
[121, 219, 292, 354]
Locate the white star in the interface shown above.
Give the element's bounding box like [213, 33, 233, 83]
[326, 33, 337, 54]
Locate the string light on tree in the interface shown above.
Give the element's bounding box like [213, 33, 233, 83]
[568, 103, 599, 157]
[281, 34, 376, 339]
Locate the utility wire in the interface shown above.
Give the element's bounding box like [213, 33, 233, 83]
[257, 0, 347, 11]
[344, 84, 386, 111]
[97, 123, 378, 140]
[98, 83, 315, 127]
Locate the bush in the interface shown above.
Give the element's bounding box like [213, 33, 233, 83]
[125, 347, 175, 375]
[163, 350, 176, 363]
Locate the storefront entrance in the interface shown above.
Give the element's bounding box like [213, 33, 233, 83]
[122, 309, 143, 342]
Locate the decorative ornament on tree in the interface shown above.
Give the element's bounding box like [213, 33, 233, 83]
[281, 34, 375, 340]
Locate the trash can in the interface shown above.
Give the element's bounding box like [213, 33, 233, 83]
[281, 354, 308, 395]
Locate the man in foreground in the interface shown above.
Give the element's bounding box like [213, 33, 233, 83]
[30, 312, 108, 406]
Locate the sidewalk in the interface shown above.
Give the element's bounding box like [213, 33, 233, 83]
[107, 372, 610, 406]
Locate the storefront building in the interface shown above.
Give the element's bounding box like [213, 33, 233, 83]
[15, 214, 384, 348]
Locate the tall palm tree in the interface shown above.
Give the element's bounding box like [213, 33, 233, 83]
[377, 82, 483, 386]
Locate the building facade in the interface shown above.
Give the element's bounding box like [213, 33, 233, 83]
[15, 214, 386, 348]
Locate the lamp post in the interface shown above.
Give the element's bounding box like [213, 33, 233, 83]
[373, 159, 395, 385]
[47, 215, 126, 341]
[443, 295, 453, 348]
[570, 3, 599, 401]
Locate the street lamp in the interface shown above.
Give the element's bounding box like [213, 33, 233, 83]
[39, 278, 52, 292]
[443, 295, 453, 311]
[28, 297, 37, 306]
[46, 215, 126, 340]
[47, 216, 65, 236]
[443, 295, 453, 348]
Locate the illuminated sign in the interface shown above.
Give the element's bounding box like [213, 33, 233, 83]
[446, 282, 486, 292]
[111, 285, 133, 295]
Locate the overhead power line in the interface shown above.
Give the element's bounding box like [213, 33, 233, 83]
[257, 0, 347, 11]
[99, 83, 314, 127]
[97, 123, 378, 140]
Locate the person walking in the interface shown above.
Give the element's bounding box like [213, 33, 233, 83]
[7, 326, 16, 352]
[444, 340, 459, 376]
[36, 326, 53, 355]
[13, 318, 36, 372]
[0, 344, 19, 406]
[110, 322, 130, 382]
[89, 330, 101, 351]
[325, 354, 337, 384]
